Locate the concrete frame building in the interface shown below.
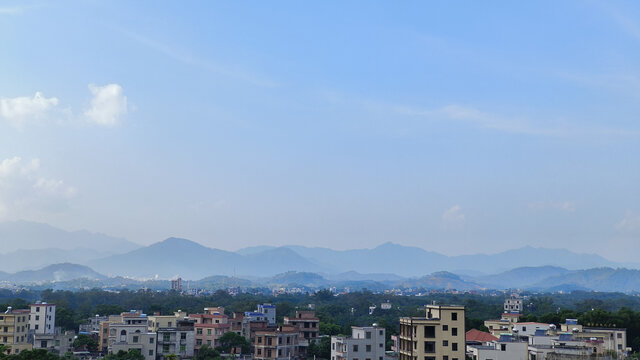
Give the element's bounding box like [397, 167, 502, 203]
[254, 325, 301, 360]
[284, 311, 319, 343]
[399, 304, 465, 360]
[29, 302, 56, 335]
[157, 319, 195, 359]
[0, 308, 31, 355]
[331, 326, 386, 360]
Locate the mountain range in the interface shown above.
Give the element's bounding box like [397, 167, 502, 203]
[2, 220, 640, 292]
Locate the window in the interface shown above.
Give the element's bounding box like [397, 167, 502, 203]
[36, 307, 40, 312]
[2, 327, 6, 333]
[149, 350, 153, 356]
[443, 340, 448, 347]
[196, 339, 202, 346]
[150, 338, 154, 344]
[442, 325, 448, 331]
[163, 334, 170, 342]
[424, 341, 435, 353]
[619, 344, 623, 350]
[181, 333, 186, 340]
[257, 349, 262, 356]
[451, 328, 458, 336]
[452, 343, 458, 351]
[353, 345, 359, 352]
[180, 345, 186, 352]
[40, 340, 47, 347]
[133, 336, 139, 343]
[425, 357, 436, 360]
[618, 333, 623, 339]
[443, 356, 448, 360]
[366, 331, 372, 339]
[500, 344, 506, 351]
[522, 326, 527, 332]
[207, 340, 211, 345]
[424, 326, 435, 338]
[168, 322, 172, 327]
[366, 345, 371, 352]
[35, 325, 39, 330]
[451, 312, 457, 321]
[379, 330, 383, 336]
[35, 316, 39, 321]
[163, 344, 170, 353]
[379, 343, 383, 348]
[207, 329, 212, 335]
[197, 328, 202, 335]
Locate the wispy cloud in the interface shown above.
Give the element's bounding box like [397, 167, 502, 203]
[121, 30, 279, 88]
[398, 104, 640, 138]
[0, 92, 59, 127]
[442, 205, 465, 229]
[529, 201, 576, 213]
[615, 211, 640, 233]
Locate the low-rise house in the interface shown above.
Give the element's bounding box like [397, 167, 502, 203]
[332, 326, 386, 360]
[107, 312, 157, 360]
[32, 328, 75, 356]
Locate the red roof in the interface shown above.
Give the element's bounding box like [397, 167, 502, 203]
[466, 329, 499, 343]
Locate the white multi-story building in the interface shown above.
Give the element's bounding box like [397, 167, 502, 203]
[29, 302, 56, 335]
[332, 326, 386, 360]
[504, 296, 523, 313]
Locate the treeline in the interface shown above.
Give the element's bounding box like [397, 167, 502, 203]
[4, 288, 640, 352]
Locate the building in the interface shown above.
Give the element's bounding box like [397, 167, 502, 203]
[149, 311, 188, 332]
[504, 295, 523, 313]
[560, 319, 627, 358]
[398, 304, 465, 360]
[254, 325, 301, 360]
[171, 278, 183, 292]
[284, 311, 319, 342]
[106, 312, 157, 360]
[331, 326, 386, 360]
[484, 312, 522, 336]
[190, 308, 231, 353]
[257, 304, 276, 326]
[79, 315, 109, 335]
[157, 319, 195, 359]
[33, 328, 76, 356]
[467, 334, 528, 360]
[0, 307, 32, 355]
[29, 302, 56, 335]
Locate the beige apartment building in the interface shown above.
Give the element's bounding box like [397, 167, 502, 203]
[399, 304, 465, 360]
[0, 308, 32, 355]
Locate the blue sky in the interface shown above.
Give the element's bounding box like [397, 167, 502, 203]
[1, 1, 639, 260]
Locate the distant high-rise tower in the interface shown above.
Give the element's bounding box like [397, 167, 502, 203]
[171, 277, 183, 292]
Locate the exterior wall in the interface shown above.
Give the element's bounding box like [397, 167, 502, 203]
[504, 298, 523, 313]
[107, 316, 157, 360]
[331, 326, 386, 360]
[0, 310, 31, 355]
[398, 305, 465, 360]
[157, 326, 194, 359]
[472, 341, 528, 360]
[254, 326, 300, 360]
[194, 323, 230, 350]
[513, 323, 550, 337]
[284, 311, 319, 342]
[257, 304, 276, 327]
[29, 303, 56, 334]
[33, 329, 75, 356]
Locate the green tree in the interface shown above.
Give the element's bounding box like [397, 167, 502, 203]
[104, 349, 145, 360]
[73, 334, 99, 352]
[12, 349, 61, 360]
[195, 345, 220, 360]
[307, 337, 331, 359]
[217, 332, 251, 354]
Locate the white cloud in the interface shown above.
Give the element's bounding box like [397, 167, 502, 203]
[0, 156, 76, 220]
[442, 205, 465, 229]
[0, 92, 59, 126]
[529, 201, 576, 212]
[84, 84, 128, 126]
[615, 211, 640, 233]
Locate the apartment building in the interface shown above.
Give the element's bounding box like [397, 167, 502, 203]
[284, 311, 319, 343]
[254, 325, 301, 360]
[107, 313, 157, 360]
[29, 302, 56, 335]
[331, 326, 386, 360]
[504, 296, 523, 313]
[484, 312, 522, 336]
[79, 315, 109, 335]
[191, 310, 230, 352]
[398, 304, 465, 360]
[157, 319, 195, 359]
[0, 308, 31, 355]
[560, 319, 628, 357]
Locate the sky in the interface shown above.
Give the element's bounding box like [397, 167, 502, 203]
[1, 1, 639, 261]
